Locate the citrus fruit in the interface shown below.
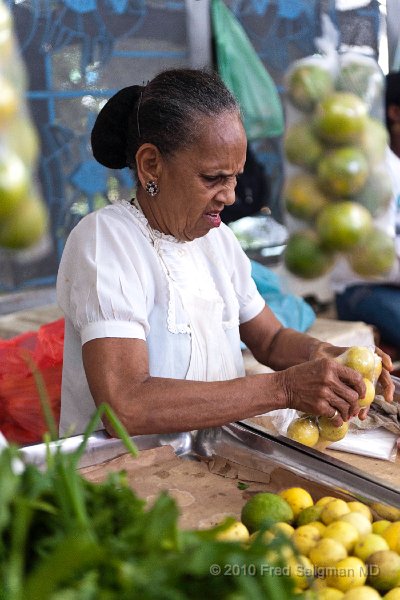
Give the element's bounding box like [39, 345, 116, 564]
[354, 164, 393, 217]
[279, 487, 314, 519]
[284, 121, 324, 170]
[359, 117, 389, 164]
[372, 356, 382, 382]
[284, 172, 330, 222]
[284, 230, 335, 280]
[322, 520, 359, 552]
[354, 533, 389, 562]
[307, 521, 326, 536]
[318, 417, 349, 442]
[314, 92, 368, 144]
[325, 556, 367, 591]
[342, 585, 381, 599]
[215, 520, 250, 542]
[317, 147, 369, 198]
[337, 57, 384, 107]
[287, 63, 334, 112]
[4, 116, 41, 169]
[348, 227, 396, 278]
[316, 496, 338, 508]
[384, 589, 400, 599]
[292, 524, 321, 556]
[370, 503, 400, 522]
[286, 415, 320, 447]
[271, 521, 295, 537]
[287, 554, 315, 590]
[381, 522, 400, 553]
[372, 520, 391, 535]
[358, 378, 375, 408]
[297, 505, 324, 527]
[321, 499, 351, 525]
[347, 501, 373, 522]
[338, 512, 372, 537]
[318, 588, 345, 600]
[366, 550, 400, 592]
[0, 152, 30, 219]
[0, 75, 18, 126]
[240, 492, 293, 533]
[316, 201, 372, 252]
[0, 195, 48, 249]
[340, 346, 376, 378]
[309, 537, 347, 572]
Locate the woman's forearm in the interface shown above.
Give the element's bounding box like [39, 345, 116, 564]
[254, 327, 329, 371]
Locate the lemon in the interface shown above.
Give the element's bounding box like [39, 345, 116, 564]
[347, 501, 373, 522]
[319, 588, 345, 600]
[309, 538, 347, 572]
[292, 524, 321, 556]
[342, 346, 375, 378]
[316, 496, 338, 508]
[318, 417, 349, 442]
[382, 522, 400, 553]
[279, 487, 314, 519]
[308, 520, 326, 536]
[342, 585, 381, 599]
[384, 589, 400, 599]
[354, 533, 389, 562]
[271, 521, 295, 537]
[366, 550, 400, 592]
[288, 554, 315, 590]
[240, 492, 293, 533]
[215, 521, 250, 542]
[322, 520, 359, 552]
[338, 512, 372, 537]
[372, 520, 391, 535]
[325, 556, 367, 591]
[321, 499, 351, 525]
[359, 378, 376, 408]
[287, 416, 320, 447]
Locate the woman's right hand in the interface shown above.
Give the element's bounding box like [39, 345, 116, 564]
[279, 357, 366, 425]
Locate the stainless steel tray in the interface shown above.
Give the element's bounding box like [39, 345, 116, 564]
[21, 419, 400, 509]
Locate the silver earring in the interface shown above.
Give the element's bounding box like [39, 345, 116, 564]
[145, 180, 159, 196]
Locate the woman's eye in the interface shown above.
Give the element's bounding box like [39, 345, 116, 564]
[202, 175, 221, 183]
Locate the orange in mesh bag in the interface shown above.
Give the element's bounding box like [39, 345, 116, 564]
[0, 318, 64, 445]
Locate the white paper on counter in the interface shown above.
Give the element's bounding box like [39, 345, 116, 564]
[327, 427, 398, 461]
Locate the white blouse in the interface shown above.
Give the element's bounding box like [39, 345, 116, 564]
[56, 200, 266, 435]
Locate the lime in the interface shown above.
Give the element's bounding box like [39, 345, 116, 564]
[322, 520, 359, 552]
[366, 550, 400, 592]
[342, 585, 381, 599]
[0, 152, 30, 219]
[372, 520, 391, 535]
[287, 63, 334, 112]
[292, 524, 321, 556]
[341, 346, 375, 378]
[317, 147, 369, 198]
[338, 512, 372, 537]
[382, 522, 400, 553]
[279, 487, 314, 519]
[360, 118, 389, 164]
[348, 227, 396, 278]
[318, 588, 345, 600]
[284, 230, 335, 280]
[347, 501, 373, 522]
[284, 173, 330, 222]
[286, 415, 321, 447]
[0, 195, 48, 249]
[314, 92, 368, 145]
[240, 492, 294, 533]
[358, 378, 375, 408]
[316, 201, 372, 252]
[321, 499, 351, 525]
[383, 589, 400, 599]
[284, 121, 323, 170]
[309, 537, 347, 571]
[297, 504, 324, 526]
[215, 520, 250, 542]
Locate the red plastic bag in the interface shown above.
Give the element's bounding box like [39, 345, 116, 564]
[0, 318, 64, 445]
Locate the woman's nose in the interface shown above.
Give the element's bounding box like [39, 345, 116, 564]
[216, 181, 236, 206]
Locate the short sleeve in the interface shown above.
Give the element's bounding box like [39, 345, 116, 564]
[56, 207, 150, 344]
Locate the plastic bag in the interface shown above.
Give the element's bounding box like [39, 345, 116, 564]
[0, 318, 64, 445]
[282, 15, 396, 282]
[250, 260, 316, 332]
[211, 0, 284, 140]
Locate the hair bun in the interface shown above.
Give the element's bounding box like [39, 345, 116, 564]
[91, 85, 142, 169]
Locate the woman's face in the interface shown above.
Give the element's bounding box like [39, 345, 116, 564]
[152, 112, 247, 241]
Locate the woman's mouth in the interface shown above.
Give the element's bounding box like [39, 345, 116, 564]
[203, 211, 221, 227]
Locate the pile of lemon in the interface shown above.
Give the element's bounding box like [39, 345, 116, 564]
[217, 487, 400, 599]
[0, 1, 48, 249]
[286, 346, 382, 448]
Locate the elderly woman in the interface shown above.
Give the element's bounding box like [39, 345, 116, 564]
[57, 68, 393, 437]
